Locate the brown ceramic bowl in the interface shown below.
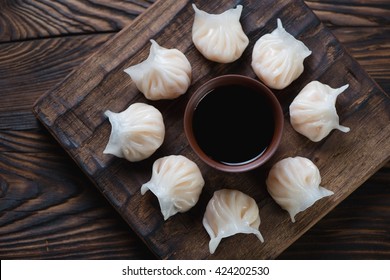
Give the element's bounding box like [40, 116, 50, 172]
[184, 74, 284, 172]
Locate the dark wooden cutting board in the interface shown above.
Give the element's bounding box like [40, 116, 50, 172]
[33, 0, 390, 259]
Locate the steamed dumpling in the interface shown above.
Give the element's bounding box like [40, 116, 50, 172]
[141, 155, 205, 220]
[266, 156, 334, 222]
[289, 81, 350, 142]
[203, 189, 264, 254]
[192, 4, 249, 63]
[251, 18, 311, 89]
[124, 40, 192, 100]
[103, 103, 165, 162]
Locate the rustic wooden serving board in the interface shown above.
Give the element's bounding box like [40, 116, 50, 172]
[33, 0, 390, 259]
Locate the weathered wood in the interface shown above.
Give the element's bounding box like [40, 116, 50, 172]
[0, 0, 155, 42]
[1, 130, 388, 259]
[1, 0, 387, 42]
[0, 26, 155, 258]
[0, 0, 389, 260]
[32, 0, 390, 259]
[0, 2, 387, 130]
[306, 1, 390, 90]
[306, 0, 390, 27]
[280, 163, 390, 260]
[0, 34, 114, 130]
[0, 129, 154, 259]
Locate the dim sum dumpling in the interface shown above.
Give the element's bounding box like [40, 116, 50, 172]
[103, 103, 165, 162]
[141, 155, 205, 220]
[124, 40, 192, 100]
[289, 81, 350, 142]
[203, 189, 264, 254]
[192, 4, 249, 63]
[266, 156, 334, 222]
[251, 18, 311, 89]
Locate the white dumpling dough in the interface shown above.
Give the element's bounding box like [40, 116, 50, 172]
[290, 81, 350, 142]
[124, 40, 192, 100]
[266, 156, 334, 222]
[141, 155, 205, 220]
[103, 103, 165, 162]
[203, 189, 264, 254]
[251, 18, 311, 89]
[192, 4, 249, 63]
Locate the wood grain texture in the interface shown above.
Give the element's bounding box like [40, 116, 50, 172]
[0, 34, 114, 130]
[280, 162, 390, 259]
[306, 0, 390, 90]
[32, 0, 390, 259]
[306, 0, 390, 27]
[0, 0, 389, 260]
[0, 0, 154, 258]
[0, 0, 155, 42]
[0, 129, 154, 259]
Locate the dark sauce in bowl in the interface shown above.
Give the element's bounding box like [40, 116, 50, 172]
[192, 84, 275, 165]
[184, 74, 283, 172]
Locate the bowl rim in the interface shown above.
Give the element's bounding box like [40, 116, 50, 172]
[184, 74, 284, 172]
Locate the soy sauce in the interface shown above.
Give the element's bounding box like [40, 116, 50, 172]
[192, 84, 275, 165]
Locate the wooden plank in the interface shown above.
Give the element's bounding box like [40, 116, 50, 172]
[0, 0, 154, 42]
[279, 162, 390, 259]
[1, 0, 387, 43]
[0, 31, 154, 259]
[0, 130, 154, 260]
[0, 0, 388, 260]
[33, 0, 390, 259]
[0, 131, 388, 259]
[0, 34, 113, 130]
[0, 27, 388, 259]
[306, 0, 390, 27]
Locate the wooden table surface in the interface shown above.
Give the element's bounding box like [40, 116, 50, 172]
[0, 0, 389, 259]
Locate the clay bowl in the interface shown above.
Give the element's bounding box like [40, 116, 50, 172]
[184, 74, 284, 172]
